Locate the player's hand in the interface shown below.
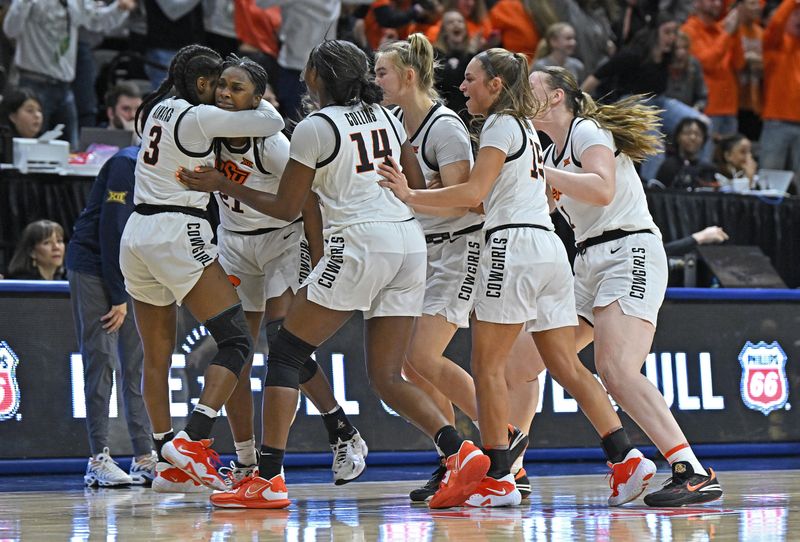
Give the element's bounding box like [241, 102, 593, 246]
[427, 172, 443, 189]
[692, 226, 729, 245]
[377, 156, 412, 202]
[177, 166, 226, 193]
[101, 303, 127, 333]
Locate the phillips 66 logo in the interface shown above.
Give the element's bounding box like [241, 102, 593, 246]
[739, 341, 789, 415]
[0, 341, 21, 421]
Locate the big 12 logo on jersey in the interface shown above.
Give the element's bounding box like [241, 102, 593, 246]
[739, 341, 789, 415]
[0, 341, 21, 421]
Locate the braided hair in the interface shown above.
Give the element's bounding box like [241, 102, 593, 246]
[305, 40, 383, 107]
[135, 44, 222, 135]
[221, 54, 268, 96]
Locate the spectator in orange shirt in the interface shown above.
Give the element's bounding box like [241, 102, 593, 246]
[759, 0, 800, 176]
[423, 0, 492, 46]
[234, 0, 282, 88]
[737, 0, 764, 141]
[488, 0, 557, 61]
[682, 0, 746, 161]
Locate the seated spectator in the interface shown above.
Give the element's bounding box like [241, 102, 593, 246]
[715, 132, 758, 190]
[104, 82, 143, 134]
[433, 10, 474, 121]
[488, 0, 557, 61]
[0, 87, 43, 139]
[666, 31, 707, 111]
[532, 22, 585, 83]
[7, 219, 66, 280]
[423, 0, 492, 47]
[759, 0, 800, 176]
[656, 117, 718, 189]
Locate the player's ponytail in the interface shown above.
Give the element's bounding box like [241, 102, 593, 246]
[359, 79, 383, 105]
[475, 48, 540, 122]
[136, 44, 222, 135]
[533, 66, 663, 161]
[377, 33, 440, 101]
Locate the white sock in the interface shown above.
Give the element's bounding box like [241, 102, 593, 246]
[153, 429, 174, 440]
[666, 443, 708, 476]
[193, 403, 218, 418]
[235, 438, 257, 466]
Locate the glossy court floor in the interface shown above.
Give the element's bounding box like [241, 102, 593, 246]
[1, 459, 798, 541]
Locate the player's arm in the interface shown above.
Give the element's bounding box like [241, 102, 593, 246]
[407, 160, 473, 217]
[544, 144, 616, 206]
[379, 145, 504, 208]
[301, 192, 324, 266]
[177, 159, 313, 222]
[188, 100, 285, 139]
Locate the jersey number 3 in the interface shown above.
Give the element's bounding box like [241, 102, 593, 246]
[350, 129, 391, 173]
[143, 126, 162, 166]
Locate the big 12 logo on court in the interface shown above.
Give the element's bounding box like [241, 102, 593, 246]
[0, 341, 21, 421]
[739, 341, 789, 415]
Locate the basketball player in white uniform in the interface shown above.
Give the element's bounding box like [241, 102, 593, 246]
[380, 48, 653, 508]
[119, 45, 284, 493]
[530, 66, 722, 507]
[177, 40, 491, 510]
[375, 34, 539, 503]
[209, 56, 368, 487]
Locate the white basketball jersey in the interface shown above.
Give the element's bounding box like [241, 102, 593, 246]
[393, 104, 482, 234]
[290, 103, 414, 236]
[479, 114, 552, 230]
[134, 97, 284, 209]
[214, 134, 292, 231]
[543, 117, 659, 243]
[134, 97, 215, 208]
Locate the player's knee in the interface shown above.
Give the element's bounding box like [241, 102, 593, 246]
[264, 327, 316, 390]
[205, 304, 253, 377]
[298, 357, 319, 385]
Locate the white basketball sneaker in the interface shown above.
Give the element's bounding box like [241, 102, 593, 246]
[607, 448, 657, 506]
[331, 430, 368, 485]
[84, 447, 133, 488]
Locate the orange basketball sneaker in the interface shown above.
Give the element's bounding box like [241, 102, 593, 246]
[607, 448, 657, 506]
[151, 462, 210, 493]
[465, 474, 522, 507]
[210, 473, 291, 509]
[428, 441, 490, 509]
[161, 431, 227, 491]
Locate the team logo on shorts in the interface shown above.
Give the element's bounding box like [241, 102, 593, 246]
[0, 341, 21, 421]
[739, 341, 789, 415]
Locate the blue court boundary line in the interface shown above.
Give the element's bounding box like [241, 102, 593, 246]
[2, 281, 798, 300]
[1, 442, 798, 475]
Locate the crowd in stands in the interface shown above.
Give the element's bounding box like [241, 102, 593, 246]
[0, 0, 798, 277]
[1, 0, 797, 182]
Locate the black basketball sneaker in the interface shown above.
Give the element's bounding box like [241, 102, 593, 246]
[409, 457, 447, 503]
[643, 461, 723, 507]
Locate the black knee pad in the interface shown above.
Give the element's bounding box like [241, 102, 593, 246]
[264, 327, 316, 389]
[298, 357, 319, 385]
[204, 304, 253, 377]
[265, 318, 282, 347]
[265, 319, 317, 384]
